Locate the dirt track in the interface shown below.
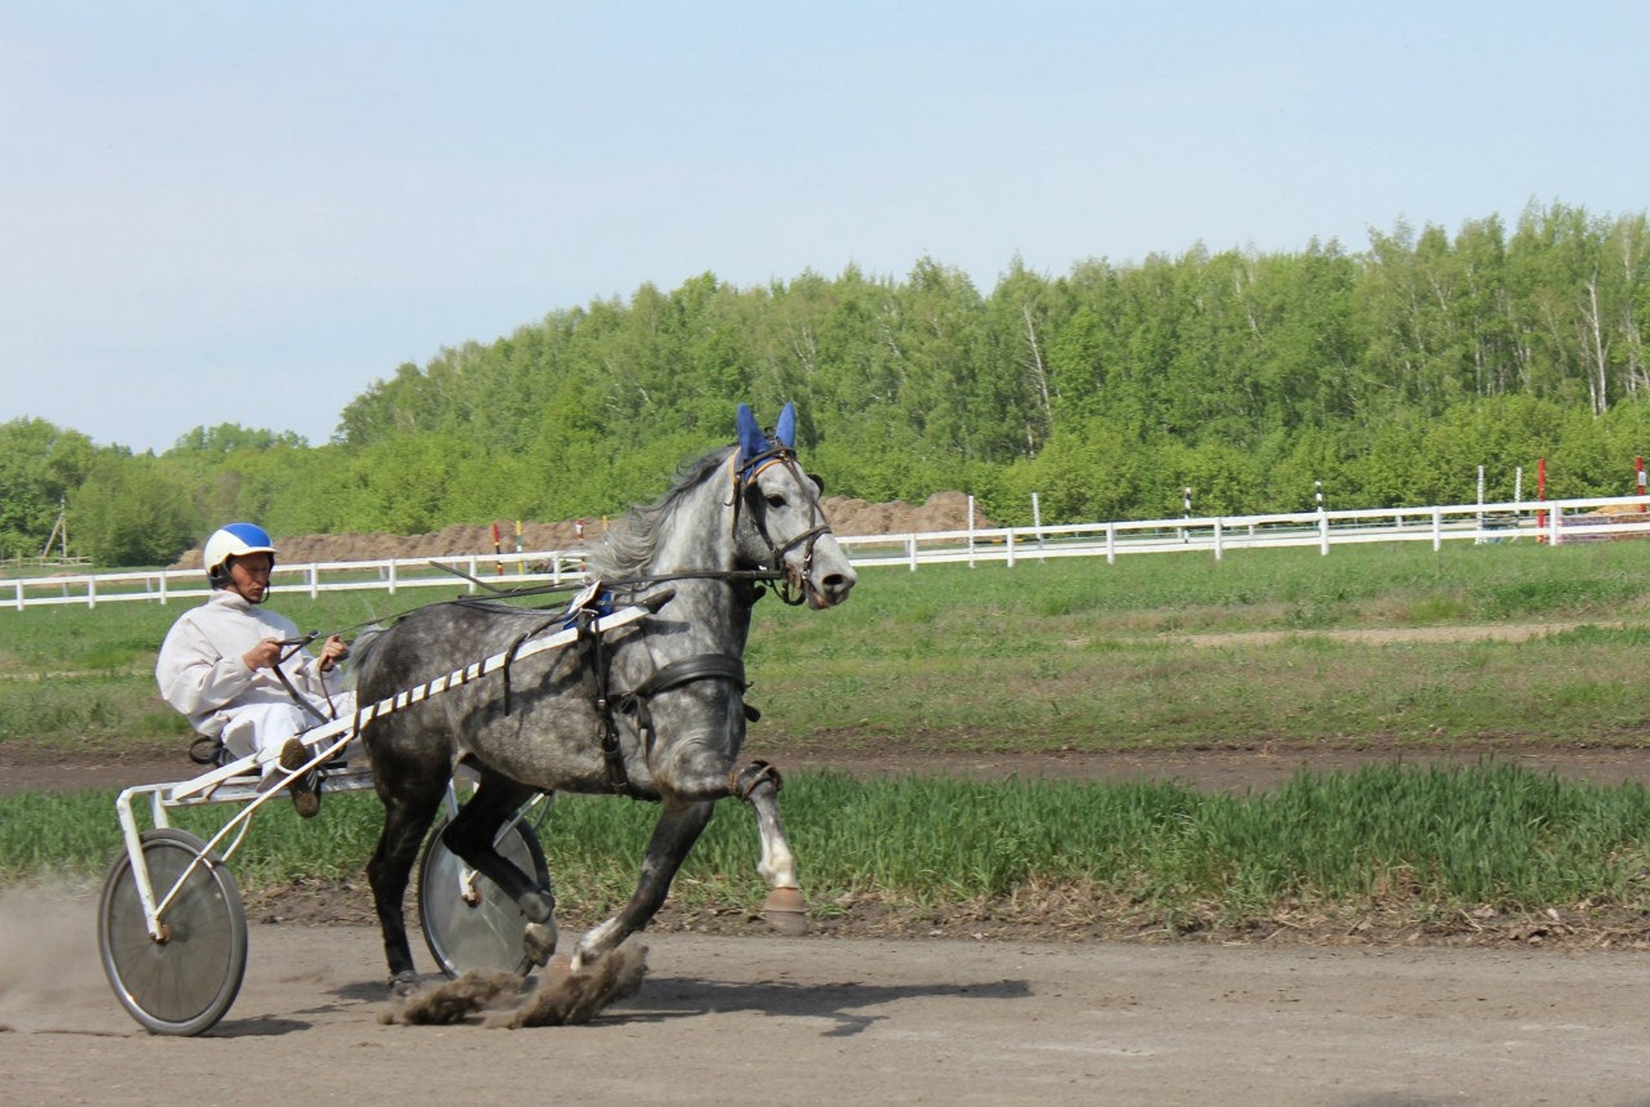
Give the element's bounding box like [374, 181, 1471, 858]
[11, 684, 1650, 1103]
[6, 896, 1650, 1107]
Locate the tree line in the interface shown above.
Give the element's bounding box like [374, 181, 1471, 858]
[8, 199, 1650, 567]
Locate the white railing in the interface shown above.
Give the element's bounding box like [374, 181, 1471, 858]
[6, 494, 1650, 611]
[836, 495, 1650, 569]
[3, 550, 590, 611]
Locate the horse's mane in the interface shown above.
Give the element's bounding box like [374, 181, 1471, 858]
[583, 446, 735, 581]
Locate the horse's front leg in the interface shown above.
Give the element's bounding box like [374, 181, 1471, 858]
[732, 760, 807, 935]
[570, 798, 715, 971]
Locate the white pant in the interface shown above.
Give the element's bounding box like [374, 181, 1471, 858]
[218, 694, 360, 776]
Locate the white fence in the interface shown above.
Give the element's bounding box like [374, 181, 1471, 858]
[7, 494, 1650, 612]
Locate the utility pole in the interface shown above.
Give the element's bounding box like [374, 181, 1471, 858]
[41, 498, 68, 560]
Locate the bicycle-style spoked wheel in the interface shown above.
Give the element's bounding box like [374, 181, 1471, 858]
[98, 828, 248, 1036]
[417, 815, 550, 978]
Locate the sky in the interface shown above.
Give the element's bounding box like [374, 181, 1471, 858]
[4, 1, 1648, 454]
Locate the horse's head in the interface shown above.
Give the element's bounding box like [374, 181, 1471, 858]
[732, 403, 857, 609]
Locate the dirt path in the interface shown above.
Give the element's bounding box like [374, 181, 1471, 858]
[13, 742, 1650, 800]
[5, 896, 1649, 1107]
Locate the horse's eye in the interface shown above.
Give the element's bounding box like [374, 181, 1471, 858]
[765, 493, 786, 509]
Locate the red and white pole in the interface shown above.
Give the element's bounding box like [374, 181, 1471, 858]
[1637, 456, 1646, 511]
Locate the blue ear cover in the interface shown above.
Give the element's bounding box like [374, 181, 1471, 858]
[774, 403, 796, 448]
[736, 403, 768, 462]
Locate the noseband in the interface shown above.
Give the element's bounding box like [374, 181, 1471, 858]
[729, 448, 830, 607]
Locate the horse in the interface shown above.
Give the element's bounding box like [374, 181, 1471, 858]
[351, 402, 858, 992]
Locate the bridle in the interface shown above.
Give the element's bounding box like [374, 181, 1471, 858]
[580, 442, 833, 794]
[728, 445, 831, 607]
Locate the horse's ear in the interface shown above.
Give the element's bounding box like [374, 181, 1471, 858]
[774, 403, 797, 448]
[808, 471, 824, 495]
[736, 403, 766, 461]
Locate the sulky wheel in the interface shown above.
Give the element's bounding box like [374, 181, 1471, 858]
[417, 814, 550, 978]
[98, 828, 248, 1036]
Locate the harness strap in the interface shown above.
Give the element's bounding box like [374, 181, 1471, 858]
[601, 654, 751, 796]
[500, 618, 560, 716]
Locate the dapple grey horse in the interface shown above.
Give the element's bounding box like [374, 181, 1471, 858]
[352, 403, 857, 991]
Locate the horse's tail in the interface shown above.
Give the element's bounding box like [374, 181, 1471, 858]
[339, 623, 389, 690]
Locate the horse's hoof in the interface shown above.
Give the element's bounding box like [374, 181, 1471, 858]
[523, 919, 559, 967]
[389, 970, 422, 998]
[762, 886, 809, 936]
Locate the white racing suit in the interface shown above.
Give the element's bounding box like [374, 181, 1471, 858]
[155, 590, 358, 774]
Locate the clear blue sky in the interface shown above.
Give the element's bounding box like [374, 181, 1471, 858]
[5, 1, 1646, 453]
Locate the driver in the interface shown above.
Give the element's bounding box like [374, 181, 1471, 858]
[155, 522, 355, 817]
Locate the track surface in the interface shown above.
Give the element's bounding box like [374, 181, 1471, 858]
[9, 741, 1650, 1105]
[5, 915, 1650, 1107]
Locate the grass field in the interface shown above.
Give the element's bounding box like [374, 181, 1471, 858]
[8, 538, 1650, 756]
[6, 539, 1650, 939]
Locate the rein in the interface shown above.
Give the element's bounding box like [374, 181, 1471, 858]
[350, 440, 834, 796]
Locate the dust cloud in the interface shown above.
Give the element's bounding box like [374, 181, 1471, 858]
[0, 881, 106, 1032]
[382, 942, 648, 1029]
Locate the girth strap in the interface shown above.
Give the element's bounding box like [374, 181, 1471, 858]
[628, 654, 748, 700]
[601, 654, 753, 795]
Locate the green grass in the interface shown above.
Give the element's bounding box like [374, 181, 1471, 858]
[8, 540, 1650, 758]
[9, 764, 1650, 931]
[9, 540, 1650, 932]
[8, 539, 1650, 754]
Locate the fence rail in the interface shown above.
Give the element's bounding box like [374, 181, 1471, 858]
[6, 494, 1649, 611]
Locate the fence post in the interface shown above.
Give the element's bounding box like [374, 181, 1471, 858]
[1432, 508, 1443, 551]
[1006, 531, 1015, 568]
[1536, 457, 1547, 540]
[1319, 512, 1330, 556]
[1105, 523, 1116, 565]
[1213, 518, 1224, 561]
[1475, 465, 1486, 544]
[906, 536, 918, 572]
[309, 564, 319, 599]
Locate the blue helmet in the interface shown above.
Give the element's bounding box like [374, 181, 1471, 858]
[203, 522, 276, 585]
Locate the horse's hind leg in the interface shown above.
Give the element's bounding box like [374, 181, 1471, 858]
[441, 775, 558, 964]
[367, 778, 447, 992]
[733, 761, 808, 935]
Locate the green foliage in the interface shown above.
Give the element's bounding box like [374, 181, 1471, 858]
[0, 418, 96, 560]
[17, 201, 1650, 565]
[68, 453, 202, 567]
